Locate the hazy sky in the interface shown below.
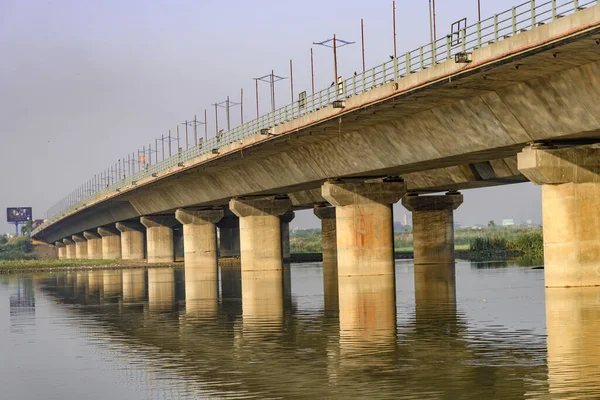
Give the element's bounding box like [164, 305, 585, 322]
[0, 0, 542, 233]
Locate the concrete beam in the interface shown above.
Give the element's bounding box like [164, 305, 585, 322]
[402, 192, 463, 265]
[322, 181, 406, 276]
[140, 216, 177, 264]
[518, 145, 600, 287]
[116, 221, 145, 261]
[230, 196, 291, 272]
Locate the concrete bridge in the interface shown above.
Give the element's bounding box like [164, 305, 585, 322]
[35, 1, 600, 288]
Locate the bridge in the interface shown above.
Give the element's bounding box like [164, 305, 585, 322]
[34, 0, 600, 288]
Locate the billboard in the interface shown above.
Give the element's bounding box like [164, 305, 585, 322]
[7, 207, 33, 223]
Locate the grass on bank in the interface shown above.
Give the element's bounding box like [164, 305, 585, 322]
[0, 259, 119, 271]
[291, 226, 543, 261]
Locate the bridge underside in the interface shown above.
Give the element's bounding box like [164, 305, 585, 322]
[35, 6, 600, 288]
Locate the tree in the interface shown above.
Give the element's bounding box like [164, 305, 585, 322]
[487, 220, 496, 228]
[21, 221, 34, 237]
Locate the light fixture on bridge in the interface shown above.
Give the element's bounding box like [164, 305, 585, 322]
[454, 52, 472, 63]
[260, 128, 272, 135]
[332, 100, 345, 109]
[132, 180, 138, 185]
[211, 149, 220, 155]
[178, 162, 184, 167]
[152, 173, 158, 177]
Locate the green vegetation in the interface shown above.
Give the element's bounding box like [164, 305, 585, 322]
[0, 236, 36, 260]
[0, 235, 120, 272]
[0, 259, 117, 271]
[290, 229, 322, 253]
[291, 226, 544, 261]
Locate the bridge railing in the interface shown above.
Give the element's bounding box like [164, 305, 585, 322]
[35, 0, 599, 236]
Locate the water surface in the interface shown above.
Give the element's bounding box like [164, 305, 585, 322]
[1, 261, 598, 399]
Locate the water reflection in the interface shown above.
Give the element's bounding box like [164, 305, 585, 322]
[546, 287, 600, 398]
[122, 269, 146, 302]
[148, 268, 175, 312]
[1, 263, 577, 399]
[241, 269, 283, 327]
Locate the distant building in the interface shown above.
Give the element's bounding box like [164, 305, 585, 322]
[502, 219, 515, 227]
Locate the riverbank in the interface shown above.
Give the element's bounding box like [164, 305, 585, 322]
[291, 226, 544, 263]
[0, 259, 178, 275]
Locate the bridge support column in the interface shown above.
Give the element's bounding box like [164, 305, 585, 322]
[518, 146, 600, 287]
[402, 192, 463, 265]
[116, 221, 145, 261]
[218, 215, 240, 258]
[280, 211, 295, 261]
[97, 226, 121, 260]
[175, 208, 224, 279]
[63, 238, 76, 259]
[83, 231, 103, 259]
[314, 205, 338, 309]
[72, 235, 88, 260]
[140, 216, 177, 264]
[229, 196, 292, 272]
[55, 241, 66, 260]
[322, 181, 406, 276]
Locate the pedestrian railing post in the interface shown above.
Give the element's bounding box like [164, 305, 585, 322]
[531, 0, 536, 27]
[446, 35, 451, 60]
[494, 14, 499, 42]
[406, 51, 411, 75]
[512, 7, 517, 35]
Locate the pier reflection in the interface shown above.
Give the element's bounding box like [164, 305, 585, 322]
[546, 287, 600, 399]
[28, 263, 557, 399]
[148, 268, 175, 312]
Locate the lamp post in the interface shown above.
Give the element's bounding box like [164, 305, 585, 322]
[254, 71, 287, 115]
[313, 35, 355, 98]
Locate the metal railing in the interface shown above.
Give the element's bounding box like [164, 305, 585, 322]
[35, 0, 599, 236]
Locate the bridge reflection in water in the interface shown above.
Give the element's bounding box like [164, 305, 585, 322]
[30, 263, 600, 399]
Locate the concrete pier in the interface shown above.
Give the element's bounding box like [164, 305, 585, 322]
[322, 181, 405, 276]
[314, 205, 338, 310]
[72, 235, 88, 260]
[518, 146, 600, 287]
[229, 196, 291, 272]
[140, 216, 177, 264]
[280, 211, 295, 261]
[83, 231, 103, 259]
[402, 193, 463, 265]
[97, 226, 122, 260]
[55, 241, 66, 260]
[218, 215, 241, 258]
[175, 208, 224, 280]
[116, 221, 145, 261]
[63, 238, 76, 259]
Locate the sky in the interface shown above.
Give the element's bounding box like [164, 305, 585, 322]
[0, 0, 542, 233]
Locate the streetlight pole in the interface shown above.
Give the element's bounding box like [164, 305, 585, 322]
[254, 72, 287, 114]
[313, 36, 355, 97]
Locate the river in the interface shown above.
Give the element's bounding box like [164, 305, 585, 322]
[0, 261, 598, 399]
